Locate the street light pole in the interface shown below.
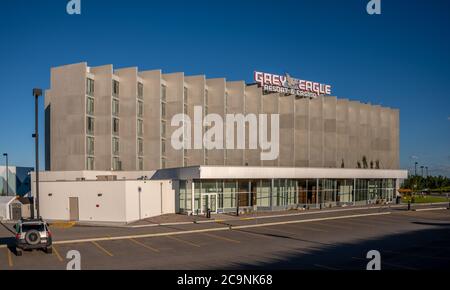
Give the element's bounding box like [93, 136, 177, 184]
[2, 153, 8, 196]
[33, 88, 42, 219]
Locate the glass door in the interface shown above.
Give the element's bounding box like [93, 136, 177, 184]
[201, 193, 218, 214]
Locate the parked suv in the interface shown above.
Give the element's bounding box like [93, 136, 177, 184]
[14, 218, 53, 256]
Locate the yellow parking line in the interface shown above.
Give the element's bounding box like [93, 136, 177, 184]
[203, 233, 240, 244]
[129, 238, 160, 253]
[240, 217, 255, 221]
[167, 236, 201, 248]
[91, 241, 114, 257]
[53, 245, 63, 262]
[6, 249, 13, 268]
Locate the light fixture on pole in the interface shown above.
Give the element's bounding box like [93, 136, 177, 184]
[2, 153, 8, 196]
[33, 88, 42, 219]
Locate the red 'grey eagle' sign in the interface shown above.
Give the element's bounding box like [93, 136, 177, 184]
[254, 71, 332, 99]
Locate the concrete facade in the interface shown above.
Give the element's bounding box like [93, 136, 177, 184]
[45, 62, 400, 172]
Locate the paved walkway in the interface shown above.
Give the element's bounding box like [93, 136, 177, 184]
[128, 202, 449, 227]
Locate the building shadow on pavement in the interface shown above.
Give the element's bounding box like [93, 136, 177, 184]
[221, 223, 450, 270]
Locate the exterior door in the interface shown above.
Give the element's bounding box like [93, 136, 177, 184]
[10, 204, 22, 220]
[201, 194, 217, 214]
[69, 197, 79, 221]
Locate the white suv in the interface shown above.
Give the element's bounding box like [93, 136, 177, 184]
[15, 218, 53, 256]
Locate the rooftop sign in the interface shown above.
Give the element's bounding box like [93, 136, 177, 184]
[254, 71, 332, 99]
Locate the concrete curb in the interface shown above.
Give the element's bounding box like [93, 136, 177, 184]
[42, 211, 394, 246]
[130, 203, 448, 228]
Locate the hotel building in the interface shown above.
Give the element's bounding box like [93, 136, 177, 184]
[38, 62, 407, 221]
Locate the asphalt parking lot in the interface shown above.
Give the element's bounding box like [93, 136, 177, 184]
[0, 205, 449, 270]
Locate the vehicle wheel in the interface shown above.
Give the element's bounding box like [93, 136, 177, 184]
[25, 230, 41, 245]
[16, 249, 22, 256]
[46, 247, 53, 254]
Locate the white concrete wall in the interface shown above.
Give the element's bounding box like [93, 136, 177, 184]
[38, 179, 175, 223]
[39, 181, 127, 222]
[31, 171, 156, 182]
[124, 180, 176, 222]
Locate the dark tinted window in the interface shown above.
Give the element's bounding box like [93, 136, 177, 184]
[22, 224, 45, 232]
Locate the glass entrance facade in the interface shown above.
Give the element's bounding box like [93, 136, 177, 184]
[178, 178, 397, 214]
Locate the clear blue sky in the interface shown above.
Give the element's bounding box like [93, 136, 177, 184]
[0, 0, 449, 176]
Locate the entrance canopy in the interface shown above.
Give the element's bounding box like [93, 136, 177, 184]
[152, 166, 408, 180]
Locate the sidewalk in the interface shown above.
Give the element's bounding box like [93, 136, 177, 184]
[33, 201, 447, 229]
[127, 202, 449, 228]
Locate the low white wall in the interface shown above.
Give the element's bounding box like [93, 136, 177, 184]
[39, 181, 127, 222]
[0, 204, 9, 221]
[124, 180, 175, 222]
[39, 179, 176, 223]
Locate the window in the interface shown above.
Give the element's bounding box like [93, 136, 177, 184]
[137, 119, 143, 137]
[113, 118, 119, 135]
[112, 80, 120, 98]
[161, 102, 166, 119]
[86, 78, 94, 96]
[86, 157, 94, 170]
[184, 89, 188, 114]
[86, 117, 94, 135]
[112, 137, 120, 155]
[161, 85, 167, 102]
[138, 82, 144, 99]
[225, 92, 228, 114]
[112, 157, 121, 171]
[183, 149, 188, 167]
[161, 157, 166, 169]
[137, 138, 143, 156]
[161, 120, 166, 137]
[86, 97, 94, 115]
[87, 136, 95, 155]
[112, 99, 119, 116]
[138, 157, 144, 171]
[161, 139, 166, 155]
[137, 100, 144, 118]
